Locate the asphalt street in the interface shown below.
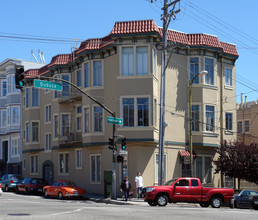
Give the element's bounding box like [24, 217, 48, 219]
[0, 192, 258, 220]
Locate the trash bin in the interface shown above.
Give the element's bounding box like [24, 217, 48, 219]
[104, 170, 112, 198]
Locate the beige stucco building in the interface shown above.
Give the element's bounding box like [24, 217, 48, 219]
[21, 20, 238, 196]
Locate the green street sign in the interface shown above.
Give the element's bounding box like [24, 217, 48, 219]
[107, 116, 123, 125]
[34, 79, 62, 91]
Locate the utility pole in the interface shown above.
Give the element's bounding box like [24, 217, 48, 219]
[153, 0, 180, 185]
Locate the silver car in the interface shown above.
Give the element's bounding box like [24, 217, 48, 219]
[0, 174, 24, 192]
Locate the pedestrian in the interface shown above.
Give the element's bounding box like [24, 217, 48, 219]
[135, 171, 144, 199]
[120, 176, 131, 201]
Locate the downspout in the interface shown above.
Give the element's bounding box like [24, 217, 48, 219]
[219, 53, 224, 187]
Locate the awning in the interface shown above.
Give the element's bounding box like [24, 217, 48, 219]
[178, 150, 197, 157]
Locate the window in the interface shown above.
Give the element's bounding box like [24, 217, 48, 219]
[45, 105, 51, 123]
[31, 155, 38, 174]
[32, 88, 39, 107]
[54, 115, 58, 138]
[195, 156, 212, 184]
[23, 158, 26, 170]
[122, 46, 149, 76]
[225, 68, 232, 86]
[61, 114, 70, 136]
[153, 49, 157, 76]
[26, 88, 29, 108]
[7, 76, 11, 94]
[136, 46, 148, 75]
[123, 98, 134, 127]
[225, 113, 233, 131]
[244, 120, 250, 132]
[94, 106, 103, 132]
[155, 154, 167, 183]
[206, 105, 214, 132]
[59, 153, 69, 174]
[122, 47, 134, 76]
[93, 61, 102, 86]
[11, 137, 19, 156]
[84, 107, 90, 133]
[76, 149, 82, 169]
[76, 106, 82, 131]
[237, 121, 242, 133]
[91, 155, 101, 182]
[190, 57, 199, 84]
[191, 179, 199, 187]
[1, 110, 7, 128]
[25, 122, 29, 142]
[12, 106, 20, 124]
[192, 105, 199, 132]
[62, 75, 70, 97]
[1, 81, 7, 97]
[45, 133, 51, 151]
[137, 98, 149, 126]
[84, 62, 89, 88]
[122, 97, 150, 127]
[32, 122, 39, 142]
[154, 98, 157, 127]
[76, 70, 81, 87]
[205, 58, 214, 85]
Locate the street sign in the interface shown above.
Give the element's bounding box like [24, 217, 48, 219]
[117, 150, 128, 155]
[34, 79, 62, 91]
[107, 116, 123, 125]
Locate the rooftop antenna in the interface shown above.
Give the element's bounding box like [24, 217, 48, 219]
[71, 38, 81, 61]
[41, 51, 46, 63]
[38, 49, 43, 63]
[31, 50, 38, 62]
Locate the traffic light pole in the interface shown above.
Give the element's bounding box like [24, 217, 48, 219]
[35, 75, 117, 199]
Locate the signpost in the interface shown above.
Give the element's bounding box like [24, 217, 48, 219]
[107, 116, 123, 125]
[34, 79, 62, 91]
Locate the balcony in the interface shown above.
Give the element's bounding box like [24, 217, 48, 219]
[58, 132, 82, 145]
[56, 86, 82, 103]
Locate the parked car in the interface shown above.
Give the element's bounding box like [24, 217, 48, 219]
[16, 178, 48, 194]
[249, 194, 258, 210]
[0, 183, 2, 196]
[43, 180, 85, 200]
[0, 174, 24, 192]
[142, 177, 234, 207]
[230, 189, 258, 209]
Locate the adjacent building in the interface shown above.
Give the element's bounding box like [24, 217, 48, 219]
[0, 58, 44, 176]
[21, 20, 238, 195]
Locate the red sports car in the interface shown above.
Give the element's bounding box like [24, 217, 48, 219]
[43, 180, 85, 199]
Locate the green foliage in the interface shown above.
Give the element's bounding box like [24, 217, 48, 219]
[213, 141, 258, 184]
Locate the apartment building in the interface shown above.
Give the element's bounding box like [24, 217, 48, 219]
[21, 20, 238, 195]
[0, 58, 44, 176]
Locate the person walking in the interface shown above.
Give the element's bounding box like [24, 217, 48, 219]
[120, 176, 131, 201]
[135, 171, 144, 199]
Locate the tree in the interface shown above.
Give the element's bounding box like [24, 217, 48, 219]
[213, 141, 258, 186]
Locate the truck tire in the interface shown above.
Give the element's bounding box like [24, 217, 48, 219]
[200, 202, 209, 208]
[156, 194, 168, 206]
[211, 196, 222, 208]
[147, 201, 157, 206]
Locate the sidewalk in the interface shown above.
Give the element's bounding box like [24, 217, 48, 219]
[84, 193, 146, 205]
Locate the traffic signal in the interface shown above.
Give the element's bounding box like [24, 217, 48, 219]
[108, 137, 117, 150]
[121, 137, 126, 150]
[15, 67, 25, 89]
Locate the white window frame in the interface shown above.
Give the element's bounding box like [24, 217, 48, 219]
[224, 67, 233, 87]
[1, 80, 7, 97]
[45, 133, 51, 152]
[32, 87, 39, 107]
[237, 121, 243, 133]
[225, 112, 233, 131]
[1, 109, 7, 128]
[76, 105, 82, 131]
[83, 62, 90, 88]
[25, 121, 30, 143]
[53, 114, 59, 139]
[11, 136, 20, 157]
[76, 69, 82, 87]
[84, 106, 90, 134]
[205, 105, 215, 132]
[59, 152, 69, 175]
[31, 121, 40, 143]
[90, 154, 101, 183]
[45, 104, 52, 123]
[92, 60, 103, 87]
[30, 154, 39, 174]
[93, 105, 103, 133]
[61, 113, 70, 137]
[76, 149, 82, 169]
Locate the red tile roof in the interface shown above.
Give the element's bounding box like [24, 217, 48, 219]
[48, 54, 71, 68]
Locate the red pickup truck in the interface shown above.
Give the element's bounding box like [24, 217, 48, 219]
[143, 177, 234, 208]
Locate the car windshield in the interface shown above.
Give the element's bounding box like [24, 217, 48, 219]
[61, 181, 76, 186]
[10, 175, 23, 181]
[164, 178, 178, 186]
[31, 179, 47, 184]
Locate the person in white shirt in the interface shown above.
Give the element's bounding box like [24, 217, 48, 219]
[135, 171, 143, 199]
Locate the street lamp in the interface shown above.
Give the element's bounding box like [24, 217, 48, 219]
[189, 70, 208, 176]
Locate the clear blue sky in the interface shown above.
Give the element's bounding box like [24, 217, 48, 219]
[1, 0, 257, 103]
